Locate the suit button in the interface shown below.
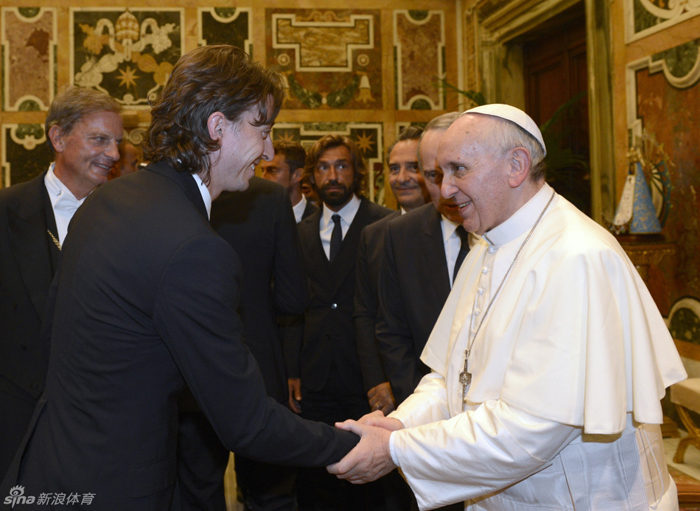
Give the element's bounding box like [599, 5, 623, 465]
[12, 303, 18, 311]
[330, 303, 338, 310]
[30, 381, 39, 390]
[20, 342, 27, 350]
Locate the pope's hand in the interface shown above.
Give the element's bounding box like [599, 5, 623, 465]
[326, 418, 403, 483]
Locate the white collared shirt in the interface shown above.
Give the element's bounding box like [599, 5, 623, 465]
[292, 194, 308, 224]
[319, 194, 361, 260]
[44, 163, 85, 245]
[441, 216, 463, 286]
[192, 173, 212, 220]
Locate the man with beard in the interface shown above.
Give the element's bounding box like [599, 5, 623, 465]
[292, 135, 392, 511]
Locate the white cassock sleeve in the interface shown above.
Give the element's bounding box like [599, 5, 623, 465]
[390, 400, 580, 511]
[388, 372, 451, 427]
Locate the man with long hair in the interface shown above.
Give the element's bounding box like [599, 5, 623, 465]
[1, 45, 357, 511]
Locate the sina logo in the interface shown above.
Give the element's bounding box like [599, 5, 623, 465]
[4, 486, 35, 507]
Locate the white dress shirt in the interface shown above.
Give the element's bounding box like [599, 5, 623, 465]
[192, 173, 212, 220]
[319, 194, 361, 260]
[441, 216, 463, 285]
[292, 194, 308, 224]
[44, 163, 85, 245]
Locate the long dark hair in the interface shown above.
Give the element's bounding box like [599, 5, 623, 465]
[143, 45, 284, 181]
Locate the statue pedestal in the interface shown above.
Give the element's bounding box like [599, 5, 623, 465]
[617, 235, 675, 284]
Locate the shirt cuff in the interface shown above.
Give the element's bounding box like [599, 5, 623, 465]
[389, 431, 400, 467]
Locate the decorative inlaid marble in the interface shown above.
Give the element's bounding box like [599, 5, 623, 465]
[393, 10, 445, 110]
[1, 7, 56, 111]
[267, 9, 382, 110]
[70, 8, 183, 108]
[2, 123, 51, 186]
[626, 0, 700, 42]
[198, 8, 252, 55]
[272, 122, 385, 204]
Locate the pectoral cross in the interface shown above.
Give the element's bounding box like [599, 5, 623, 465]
[459, 349, 471, 402]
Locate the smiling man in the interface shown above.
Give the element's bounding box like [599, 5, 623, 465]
[0, 46, 359, 511]
[0, 85, 121, 482]
[327, 104, 685, 511]
[376, 113, 468, 411]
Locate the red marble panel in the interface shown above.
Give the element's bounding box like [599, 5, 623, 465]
[635, 67, 700, 309]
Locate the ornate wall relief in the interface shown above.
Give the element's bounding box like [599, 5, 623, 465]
[198, 8, 252, 54]
[267, 9, 382, 110]
[272, 122, 385, 204]
[1, 7, 56, 112]
[70, 8, 183, 108]
[1, 123, 51, 186]
[393, 10, 445, 110]
[626, 0, 700, 42]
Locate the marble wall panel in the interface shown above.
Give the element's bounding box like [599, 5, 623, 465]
[628, 39, 700, 309]
[2, 123, 51, 186]
[71, 8, 183, 108]
[198, 8, 251, 55]
[626, 0, 700, 42]
[1, 7, 56, 111]
[267, 9, 382, 110]
[272, 121, 386, 204]
[394, 10, 445, 110]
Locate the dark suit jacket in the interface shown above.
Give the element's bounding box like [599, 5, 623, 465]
[376, 204, 456, 404]
[0, 172, 59, 479]
[293, 198, 392, 394]
[211, 177, 308, 404]
[302, 200, 319, 221]
[279, 198, 318, 381]
[353, 211, 400, 393]
[2, 163, 357, 510]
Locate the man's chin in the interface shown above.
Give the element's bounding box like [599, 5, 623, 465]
[320, 190, 352, 208]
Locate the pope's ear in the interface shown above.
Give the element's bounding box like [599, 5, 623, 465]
[206, 112, 227, 141]
[507, 147, 531, 188]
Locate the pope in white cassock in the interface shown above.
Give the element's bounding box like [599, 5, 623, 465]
[327, 104, 688, 510]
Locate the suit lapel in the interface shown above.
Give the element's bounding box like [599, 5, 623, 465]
[300, 209, 334, 299]
[421, 206, 451, 299]
[7, 175, 55, 319]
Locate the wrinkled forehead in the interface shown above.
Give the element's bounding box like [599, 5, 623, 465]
[437, 114, 492, 161]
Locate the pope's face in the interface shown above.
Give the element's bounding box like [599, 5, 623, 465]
[419, 129, 462, 224]
[437, 115, 513, 235]
[388, 139, 429, 212]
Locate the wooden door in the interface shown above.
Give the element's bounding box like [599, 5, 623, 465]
[523, 7, 591, 215]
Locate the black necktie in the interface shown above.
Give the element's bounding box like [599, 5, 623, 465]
[453, 226, 469, 282]
[330, 214, 342, 262]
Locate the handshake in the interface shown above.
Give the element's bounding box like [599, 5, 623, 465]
[325, 411, 405, 484]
